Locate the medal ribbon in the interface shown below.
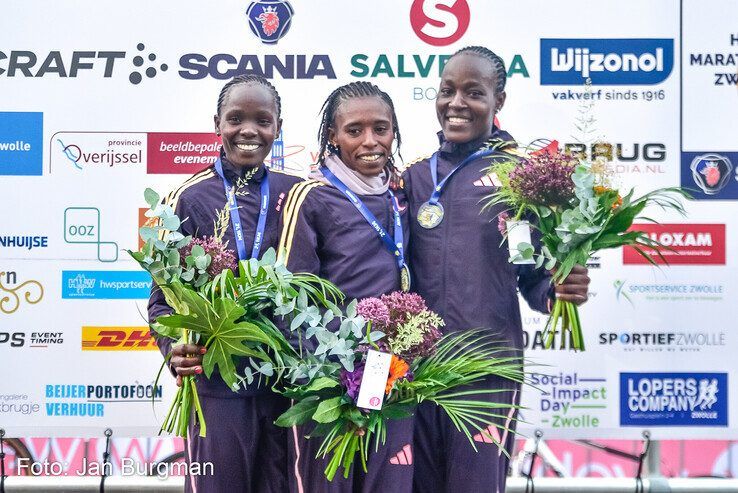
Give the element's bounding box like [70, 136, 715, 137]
[321, 166, 407, 272]
[428, 148, 495, 205]
[214, 158, 270, 261]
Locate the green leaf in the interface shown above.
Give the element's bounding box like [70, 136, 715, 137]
[139, 226, 158, 242]
[144, 188, 160, 209]
[313, 396, 345, 424]
[191, 245, 205, 257]
[166, 249, 180, 268]
[275, 396, 320, 427]
[304, 376, 340, 392]
[162, 215, 181, 231]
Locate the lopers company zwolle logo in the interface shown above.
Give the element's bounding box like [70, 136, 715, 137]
[246, 0, 294, 45]
[410, 0, 470, 47]
[690, 153, 733, 195]
[540, 38, 674, 85]
[0, 112, 43, 176]
[620, 372, 728, 426]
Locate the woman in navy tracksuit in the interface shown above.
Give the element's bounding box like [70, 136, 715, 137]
[402, 47, 591, 493]
[148, 75, 301, 493]
[279, 82, 413, 493]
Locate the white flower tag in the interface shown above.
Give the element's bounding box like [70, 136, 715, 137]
[356, 350, 392, 410]
[506, 220, 536, 265]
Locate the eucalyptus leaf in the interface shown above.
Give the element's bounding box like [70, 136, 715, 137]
[144, 188, 160, 209]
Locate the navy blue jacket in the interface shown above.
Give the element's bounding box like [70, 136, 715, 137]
[278, 179, 409, 301]
[401, 129, 553, 351]
[148, 155, 302, 398]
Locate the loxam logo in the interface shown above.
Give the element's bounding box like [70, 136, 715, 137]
[540, 38, 674, 85]
[81, 327, 157, 351]
[623, 224, 726, 265]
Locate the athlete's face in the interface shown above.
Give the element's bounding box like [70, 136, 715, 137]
[329, 96, 394, 177]
[214, 83, 281, 168]
[436, 53, 506, 144]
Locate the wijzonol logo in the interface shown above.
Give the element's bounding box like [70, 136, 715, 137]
[541, 39, 674, 85]
[620, 372, 728, 426]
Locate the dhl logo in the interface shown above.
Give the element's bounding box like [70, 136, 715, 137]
[81, 327, 157, 351]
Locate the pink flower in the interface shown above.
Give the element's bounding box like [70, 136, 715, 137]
[508, 151, 577, 207]
[357, 298, 391, 328]
[498, 211, 510, 235]
[179, 236, 237, 278]
[380, 292, 427, 324]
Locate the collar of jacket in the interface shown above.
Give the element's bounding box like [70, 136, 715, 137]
[219, 150, 267, 184]
[436, 126, 516, 157]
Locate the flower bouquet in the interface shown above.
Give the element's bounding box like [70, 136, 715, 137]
[485, 148, 689, 351]
[276, 291, 524, 480]
[129, 188, 342, 437]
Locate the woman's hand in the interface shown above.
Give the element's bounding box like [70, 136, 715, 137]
[170, 343, 206, 387]
[553, 265, 590, 306]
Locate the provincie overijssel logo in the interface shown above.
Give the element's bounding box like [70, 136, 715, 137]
[620, 372, 728, 426]
[409, 0, 470, 47]
[0, 112, 43, 176]
[246, 0, 294, 45]
[540, 39, 674, 85]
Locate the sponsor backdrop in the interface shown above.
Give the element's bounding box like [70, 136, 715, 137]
[1, 0, 736, 440]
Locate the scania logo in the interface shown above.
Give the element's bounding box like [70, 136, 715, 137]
[690, 153, 733, 195]
[246, 0, 294, 45]
[410, 0, 470, 47]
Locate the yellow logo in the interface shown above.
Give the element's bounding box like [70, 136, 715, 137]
[81, 327, 157, 351]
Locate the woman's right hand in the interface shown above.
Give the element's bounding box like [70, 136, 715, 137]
[170, 343, 206, 387]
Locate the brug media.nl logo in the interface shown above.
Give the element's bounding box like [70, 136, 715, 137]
[246, 0, 294, 45]
[410, 0, 470, 47]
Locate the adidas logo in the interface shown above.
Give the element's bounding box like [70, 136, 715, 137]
[473, 173, 501, 187]
[389, 444, 413, 465]
[473, 425, 501, 444]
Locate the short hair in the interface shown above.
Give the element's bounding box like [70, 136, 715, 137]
[316, 82, 402, 170]
[216, 74, 282, 118]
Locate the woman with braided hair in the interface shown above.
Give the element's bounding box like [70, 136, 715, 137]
[148, 74, 302, 492]
[401, 46, 591, 492]
[279, 81, 414, 492]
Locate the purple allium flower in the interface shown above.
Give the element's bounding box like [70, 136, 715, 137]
[508, 151, 577, 207]
[339, 361, 365, 401]
[179, 236, 237, 279]
[380, 291, 427, 324]
[357, 297, 391, 329]
[497, 211, 511, 235]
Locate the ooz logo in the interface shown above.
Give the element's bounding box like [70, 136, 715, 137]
[620, 372, 728, 426]
[623, 224, 726, 265]
[410, 0, 470, 47]
[246, 0, 294, 45]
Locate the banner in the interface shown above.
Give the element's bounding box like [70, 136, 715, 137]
[1, 0, 736, 439]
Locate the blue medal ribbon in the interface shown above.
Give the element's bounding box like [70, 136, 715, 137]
[214, 158, 270, 261]
[428, 148, 496, 205]
[320, 166, 408, 275]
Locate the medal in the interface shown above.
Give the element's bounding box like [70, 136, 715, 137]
[400, 264, 411, 292]
[417, 201, 444, 229]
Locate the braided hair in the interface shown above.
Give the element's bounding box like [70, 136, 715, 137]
[216, 74, 282, 118]
[450, 46, 507, 95]
[316, 81, 402, 169]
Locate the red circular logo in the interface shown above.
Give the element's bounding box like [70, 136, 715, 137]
[369, 396, 381, 407]
[410, 0, 470, 47]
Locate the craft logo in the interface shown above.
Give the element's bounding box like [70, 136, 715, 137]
[51, 132, 145, 173]
[0, 270, 43, 314]
[0, 112, 43, 176]
[246, 0, 294, 44]
[532, 372, 608, 428]
[0, 44, 167, 85]
[81, 327, 157, 351]
[614, 279, 724, 304]
[44, 383, 163, 418]
[622, 224, 726, 265]
[599, 331, 726, 353]
[61, 271, 151, 299]
[540, 39, 674, 85]
[620, 372, 728, 426]
[0, 393, 40, 416]
[410, 0, 470, 47]
[0, 235, 48, 251]
[147, 133, 220, 174]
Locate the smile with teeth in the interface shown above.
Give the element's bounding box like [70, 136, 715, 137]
[448, 116, 471, 124]
[358, 153, 383, 162]
[235, 143, 261, 151]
